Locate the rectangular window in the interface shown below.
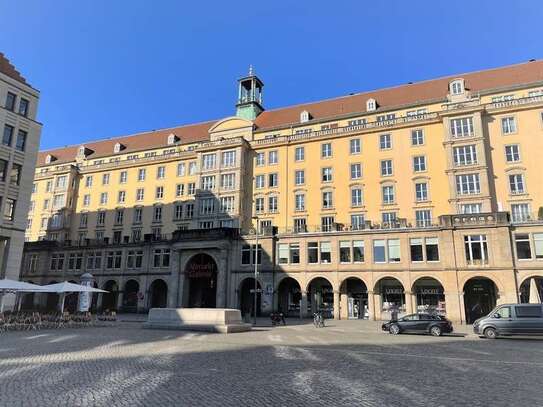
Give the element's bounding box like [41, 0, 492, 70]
[509, 174, 525, 194]
[19, 98, 29, 117]
[353, 240, 364, 262]
[379, 134, 391, 150]
[350, 138, 361, 154]
[289, 243, 300, 264]
[115, 209, 124, 225]
[255, 197, 264, 213]
[3, 198, 15, 221]
[156, 186, 164, 199]
[268, 150, 278, 164]
[415, 210, 432, 227]
[117, 191, 126, 203]
[222, 150, 237, 167]
[505, 145, 521, 163]
[97, 212, 106, 226]
[456, 174, 480, 195]
[189, 162, 197, 175]
[2, 125, 14, 146]
[185, 203, 194, 219]
[15, 130, 27, 151]
[340, 241, 351, 263]
[388, 239, 401, 262]
[322, 167, 333, 182]
[348, 118, 367, 127]
[351, 188, 363, 207]
[102, 173, 110, 185]
[413, 156, 426, 172]
[0, 159, 7, 181]
[157, 166, 165, 179]
[177, 163, 186, 176]
[268, 195, 278, 213]
[373, 240, 386, 263]
[308, 242, 319, 263]
[154, 206, 163, 221]
[295, 146, 305, 161]
[10, 163, 21, 185]
[188, 183, 195, 195]
[278, 243, 289, 264]
[221, 173, 236, 189]
[138, 168, 146, 181]
[411, 129, 424, 146]
[415, 182, 428, 201]
[202, 153, 216, 170]
[176, 183, 184, 197]
[381, 160, 393, 176]
[255, 152, 265, 166]
[410, 238, 424, 262]
[351, 214, 365, 230]
[501, 116, 517, 134]
[511, 203, 530, 222]
[136, 188, 144, 201]
[5, 92, 16, 111]
[515, 234, 532, 260]
[295, 170, 305, 185]
[199, 199, 214, 215]
[350, 163, 362, 179]
[241, 244, 262, 265]
[99, 192, 108, 205]
[321, 216, 334, 232]
[320, 242, 331, 263]
[255, 175, 265, 189]
[453, 145, 478, 166]
[294, 218, 307, 233]
[382, 185, 395, 204]
[322, 191, 333, 209]
[534, 233, 543, 259]
[450, 117, 474, 138]
[174, 204, 183, 219]
[460, 203, 482, 214]
[85, 176, 93, 187]
[295, 193, 305, 211]
[268, 173, 278, 187]
[321, 143, 332, 158]
[201, 175, 216, 190]
[464, 235, 489, 265]
[426, 237, 439, 261]
[119, 171, 128, 183]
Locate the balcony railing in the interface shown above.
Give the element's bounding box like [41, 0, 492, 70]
[487, 94, 543, 110]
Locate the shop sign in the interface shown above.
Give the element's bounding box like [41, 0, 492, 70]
[385, 288, 403, 294]
[187, 261, 216, 278]
[418, 288, 441, 295]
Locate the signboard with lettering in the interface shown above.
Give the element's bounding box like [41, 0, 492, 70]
[186, 255, 217, 279]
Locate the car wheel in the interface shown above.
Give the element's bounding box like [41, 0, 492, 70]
[484, 327, 497, 339]
[389, 324, 400, 335]
[430, 326, 442, 337]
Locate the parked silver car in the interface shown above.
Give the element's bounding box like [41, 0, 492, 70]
[473, 303, 543, 339]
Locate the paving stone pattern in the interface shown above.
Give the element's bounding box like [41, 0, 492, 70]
[1, 319, 542, 407]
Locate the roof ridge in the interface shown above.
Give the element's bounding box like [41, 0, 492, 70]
[260, 59, 542, 114]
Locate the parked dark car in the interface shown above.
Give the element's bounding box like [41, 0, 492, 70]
[473, 303, 543, 339]
[382, 313, 453, 336]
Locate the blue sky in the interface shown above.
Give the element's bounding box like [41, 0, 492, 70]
[1, 0, 542, 150]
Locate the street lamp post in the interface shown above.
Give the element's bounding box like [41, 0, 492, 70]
[252, 216, 259, 325]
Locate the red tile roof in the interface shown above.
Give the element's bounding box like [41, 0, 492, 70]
[0, 53, 29, 86]
[37, 60, 543, 167]
[37, 121, 216, 166]
[254, 60, 543, 130]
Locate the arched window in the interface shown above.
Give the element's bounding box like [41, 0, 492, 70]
[113, 143, 124, 153]
[45, 154, 55, 164]
[167, 134, 179, 145]
[450, 79, 465, 95]
[300, 110, 311, 123]
[366, 98, 377, 112]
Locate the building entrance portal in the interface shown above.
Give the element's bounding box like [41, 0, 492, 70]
[464, 277, 498, 324]
[186, 253, 217, 308]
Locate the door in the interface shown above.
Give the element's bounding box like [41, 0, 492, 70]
[513, 305, 543, 334]
[492, 306, 516, 334]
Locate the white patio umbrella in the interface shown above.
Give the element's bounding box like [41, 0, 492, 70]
[39, 281, 107, 313]
[0, 279, 48, 312]
[529, 278, 542, 304]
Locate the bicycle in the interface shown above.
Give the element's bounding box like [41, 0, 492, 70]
[313, 312, 325, 328]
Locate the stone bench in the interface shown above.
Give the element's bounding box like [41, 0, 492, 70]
[143, 308, 252, 333]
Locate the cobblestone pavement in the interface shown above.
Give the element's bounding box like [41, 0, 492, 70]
[1, 318, 543, 407]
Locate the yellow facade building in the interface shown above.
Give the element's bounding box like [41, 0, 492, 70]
[20, 61, 543, 323]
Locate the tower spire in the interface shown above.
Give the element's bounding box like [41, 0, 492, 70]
[249, 64, 254, 76]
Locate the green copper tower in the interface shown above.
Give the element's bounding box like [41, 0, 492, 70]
[236, 65, 264, 120]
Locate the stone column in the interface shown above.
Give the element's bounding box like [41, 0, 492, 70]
[373, 292, 382, 320]
[300, 290, 308, 318]
[404, 291, 413, 315]
[215, 254, 228, 308]
[333, 290, 340, 320]
[168, 249, 181, 308]
[367, 291, 375, 321]
[445, 291, 462, 324]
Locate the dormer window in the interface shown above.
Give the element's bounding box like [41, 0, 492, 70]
[113, 143, 125, 153]
[300, 110, 311, 123]
[45, 154, 55, 164]
[366, 98, 377, 112]
[167, 133, 179, 145]
[77, 145, 87, 158]
[450, 79, 465, 95]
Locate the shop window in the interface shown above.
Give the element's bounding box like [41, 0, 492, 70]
[515, 234, 532, 260]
